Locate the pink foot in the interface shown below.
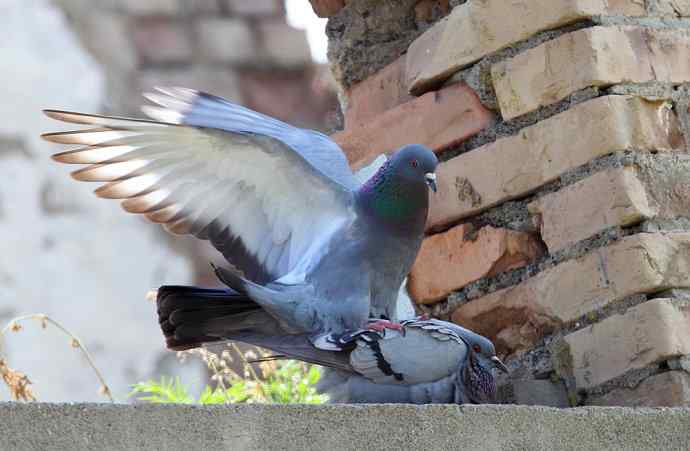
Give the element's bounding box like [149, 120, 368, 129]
[418, 313, 430, 321]
[367, 319, 404, 333]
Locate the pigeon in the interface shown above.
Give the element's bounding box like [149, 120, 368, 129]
[155, 285, 508, 404]
[42, 87, 439, 348]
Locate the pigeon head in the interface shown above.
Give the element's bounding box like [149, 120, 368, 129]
[357, 145, 438, 226]
[461, 330, 508, 403]
[388, 144, 439, 193]
[446, 323, 508, 374]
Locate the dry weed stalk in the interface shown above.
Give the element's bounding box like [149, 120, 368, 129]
[177, 342, 279, 403]
[0, 314, 114, 403]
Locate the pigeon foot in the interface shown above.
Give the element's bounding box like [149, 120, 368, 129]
[367, 319, 404, 333]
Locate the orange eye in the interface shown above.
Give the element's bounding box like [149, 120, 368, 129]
[411, 159, 419, 168]
[473, 344, 481, 353]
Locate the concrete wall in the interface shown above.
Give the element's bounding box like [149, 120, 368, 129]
[3, 403, 690, 450]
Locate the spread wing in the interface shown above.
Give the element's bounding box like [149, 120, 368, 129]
[42, 88, 358, 284]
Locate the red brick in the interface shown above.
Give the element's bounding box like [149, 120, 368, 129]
[333, 82, 494, 169]
[344, 55, 413, 129]
[408, 224, 544, 304]
[309, 0, 345, 17]
[451, 233, 690, 356]
[493, 26, 690, 119]
[427, 96, 682, 231]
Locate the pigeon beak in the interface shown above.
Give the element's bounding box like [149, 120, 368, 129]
[491, 356, 509, 373]
[425, 173, 437, 193]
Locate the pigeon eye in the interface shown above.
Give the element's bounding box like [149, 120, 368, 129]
[411, 159, 419, 168]
[473, 344, 481, 353]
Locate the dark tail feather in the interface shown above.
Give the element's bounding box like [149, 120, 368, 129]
[155, 285, 354, 373]
[156, 285, 263, 351]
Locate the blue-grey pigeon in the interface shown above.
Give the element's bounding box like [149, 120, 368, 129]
[42, 87, 439, 348]
[154, 285, 507, 404]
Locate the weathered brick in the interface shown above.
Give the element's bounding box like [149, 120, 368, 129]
[333, 82, 494, 169]
[428, 96, 682, 231]
[344, 55, 413, 129]
[309, 0, 345, 17]
[528, 167, 655, 253]
[224, 0, 281, 16]
[132, 18, 192, 64]
[196, 19, 256, 64]
[588, 371, 690, 407]
[562, 299, 690, 390]
[258, 21, 312, 68]
[493, 26, 690, 120]
[451, 233, 690, 355]
[408, 225, 544, 304]
[406, 0, 644, 94]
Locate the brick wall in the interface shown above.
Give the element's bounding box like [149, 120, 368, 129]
[316, 0, 690, 407]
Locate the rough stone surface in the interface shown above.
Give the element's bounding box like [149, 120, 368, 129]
[529, 167, 655, 253]
[326, 0, 421, 89]
[428, 96, 682, 230]
[343, 55, 413, 129]
[408, 224, 544, 304]
[452, 233, 690, 355]
[588, 371, 690, 407]
[406, 0, 644, 94]
[0, 0, 197, 403]
[493, 26, 690, 120]
[333, 82, 494, 169]
[6, 403, 690, 450]
[196, 19, 257, 64]
[562, 299, 690, 390]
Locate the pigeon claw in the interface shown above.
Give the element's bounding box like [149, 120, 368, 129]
[367, 319, 405, 334]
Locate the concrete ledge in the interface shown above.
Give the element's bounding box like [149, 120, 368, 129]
[3, 403, 690, 450]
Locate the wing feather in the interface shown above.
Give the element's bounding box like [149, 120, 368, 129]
[43, 89, 356, 284]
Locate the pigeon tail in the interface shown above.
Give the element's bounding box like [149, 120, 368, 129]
[155, 285, 353, 370]
[156, 285, 268, 351]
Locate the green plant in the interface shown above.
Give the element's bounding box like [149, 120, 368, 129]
[130, 358, 327, 405]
